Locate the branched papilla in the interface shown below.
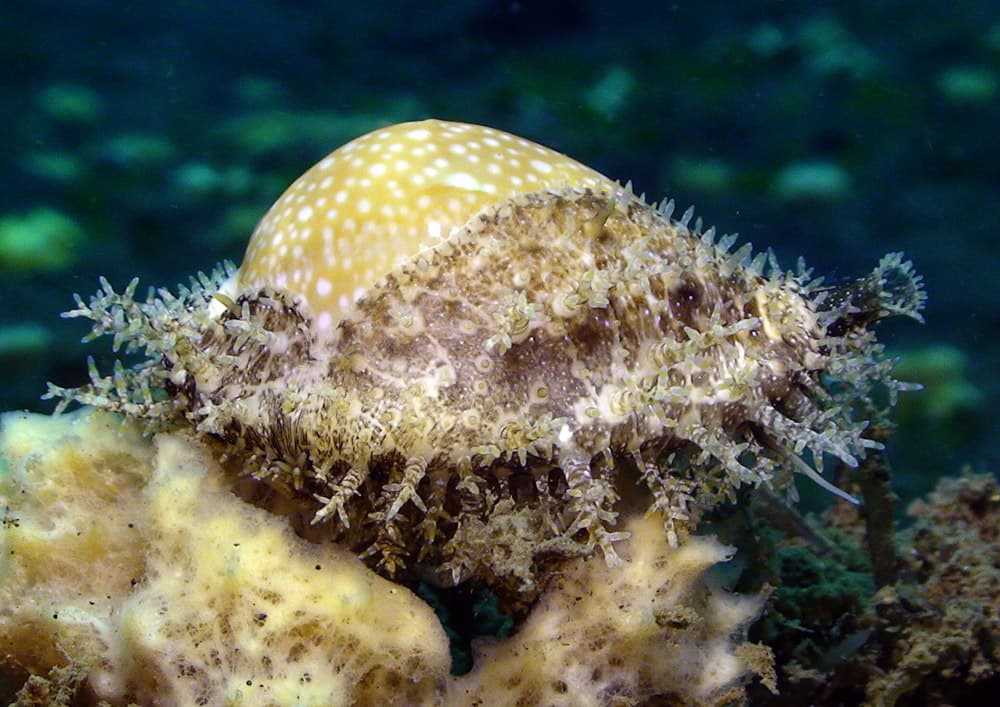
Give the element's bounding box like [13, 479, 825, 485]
[44, 263, 238, 422]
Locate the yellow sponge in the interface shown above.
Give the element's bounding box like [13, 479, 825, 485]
[0, 411, 450, 705]
[1, 409, 771, 705]
[451, 515, 775, 705]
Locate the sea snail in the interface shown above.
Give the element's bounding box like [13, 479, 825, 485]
[53, 119, 925, 602]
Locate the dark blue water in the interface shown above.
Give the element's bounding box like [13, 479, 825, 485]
[1, 0, 997, 505]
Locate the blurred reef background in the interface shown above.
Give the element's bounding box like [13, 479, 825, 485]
[1, 0, 997, 510]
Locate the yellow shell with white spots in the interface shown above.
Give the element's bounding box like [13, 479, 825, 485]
[235, 119, 619, 330]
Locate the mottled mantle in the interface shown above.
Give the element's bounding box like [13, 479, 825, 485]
[48, 121, 924, 603]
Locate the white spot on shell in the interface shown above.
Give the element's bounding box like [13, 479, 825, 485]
[531, 158, 554, 174]
[445, 172, 480, 191]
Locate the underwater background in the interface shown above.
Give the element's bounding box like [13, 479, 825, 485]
[0, 0, 997, 512]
